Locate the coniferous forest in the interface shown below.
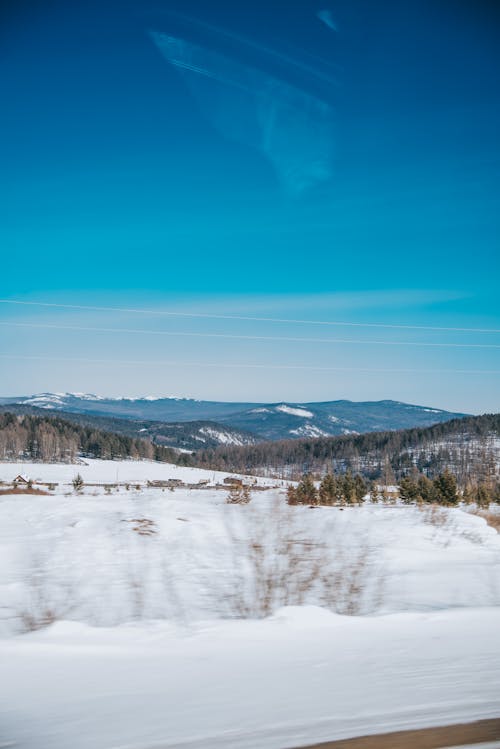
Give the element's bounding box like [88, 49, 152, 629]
[196, 414, 500, 486]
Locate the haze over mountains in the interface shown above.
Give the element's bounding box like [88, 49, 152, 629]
[0, 393, 468, 446]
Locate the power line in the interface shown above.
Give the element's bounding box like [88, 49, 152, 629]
[1, 321, 500, 348]
[0, 298, 499, 334]
[0, 353, 498, 374]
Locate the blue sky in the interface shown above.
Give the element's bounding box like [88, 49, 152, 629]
[0, 0, 499, 411]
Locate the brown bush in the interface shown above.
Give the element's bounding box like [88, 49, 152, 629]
[471, 510, 500, 533]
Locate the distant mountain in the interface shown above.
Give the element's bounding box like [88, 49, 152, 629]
[0, 404, 257, 452]
[217, 400, 468, 441]
[0, 393, 468, 443]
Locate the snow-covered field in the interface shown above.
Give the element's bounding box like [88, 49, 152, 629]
[1, 460, 499, 748]
[0, 458, 281, 487]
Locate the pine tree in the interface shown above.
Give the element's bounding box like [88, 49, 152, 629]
[319, 473, 337, 505]
[72, 473, 84, 493]
[475, 483, 491, 509]
[295, 474, 318, 505]
[418, 475, 436, 504]
[341, 471, 357, 505]
[433, 470, 458, 505]
[354, 474, 367, 504]
[399, 476, 419, 505]
[286, 484, 298, 505]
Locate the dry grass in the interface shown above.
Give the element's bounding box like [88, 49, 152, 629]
[471, 509, 500, 533]
[18, 553, 76, 632]
[419, 504, 451, 528]
[0, 487, 50, 496]
[219, 498, 385, 618]
[128, 518, 157, 536]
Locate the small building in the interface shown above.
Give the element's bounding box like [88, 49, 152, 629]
[147, 479, 184, 488]
[13, 474, 31, 486]
[223, 477, 243, 487]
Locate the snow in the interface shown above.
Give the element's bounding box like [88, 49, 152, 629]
[1, 608, 499, 749]
[276, 404, 314, 418]
[290, 424, 330, 438]
[0, 458, 278, 487]
[198, 426, 250, 445]
[1, 460, 499, 748]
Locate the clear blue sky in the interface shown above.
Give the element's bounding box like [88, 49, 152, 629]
[1, 0, 499, 411]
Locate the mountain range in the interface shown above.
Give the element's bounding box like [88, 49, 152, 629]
[0, 393, 468, 447]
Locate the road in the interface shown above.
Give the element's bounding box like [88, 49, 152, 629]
[292, 718, 500, 749]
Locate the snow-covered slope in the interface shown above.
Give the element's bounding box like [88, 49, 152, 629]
[0, 460, 499, 630]
[0, 462, 499, 748]
[1, 608, 499, 749]
[0, 458, 277, 486]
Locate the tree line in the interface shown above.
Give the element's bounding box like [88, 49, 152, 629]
[288, 468, 500, 507]
[196, 413, 500, 487]
[0, 412, 191, 464]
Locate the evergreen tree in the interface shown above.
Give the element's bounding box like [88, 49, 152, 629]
[295, 474, 318, 505]
[286, 484, 298, 505]
[354, 474, 367, 504]
[341, 471, 357, 505]
[418, 475, 436, 504]
[433, 470, 458, 505]
[399, 476, 419, 504]
[72, 473, 84, 492]
[475, 483, 491, 509]
[319, 473, 337, 505]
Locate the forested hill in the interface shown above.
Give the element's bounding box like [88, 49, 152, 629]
[0, 412, 191, 464]
[196, 414, 500, 483]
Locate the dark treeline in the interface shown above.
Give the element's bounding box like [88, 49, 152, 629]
[197, 414, 500, 486]
[0, 412, 193, 464]
[289, 468, 500, 507]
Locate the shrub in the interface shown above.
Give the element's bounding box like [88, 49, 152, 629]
[72, 473, 84, 492]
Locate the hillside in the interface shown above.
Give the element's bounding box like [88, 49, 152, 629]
[0, 392, 468, 442]
[0, 404, 257, 451]
[0, 412, 191, 464]
[2, 409, 497, 487]
[197, 413, 500, 484]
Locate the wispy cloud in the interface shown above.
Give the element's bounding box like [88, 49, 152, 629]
[151, 32, 334, 194]
[317, 9, 338, 33]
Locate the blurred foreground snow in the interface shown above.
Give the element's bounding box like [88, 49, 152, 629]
[0, 460, 499, 747]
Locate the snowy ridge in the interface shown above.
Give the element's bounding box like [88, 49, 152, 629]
[276, 404, 314, 418]
[0, 392, 468, 443]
